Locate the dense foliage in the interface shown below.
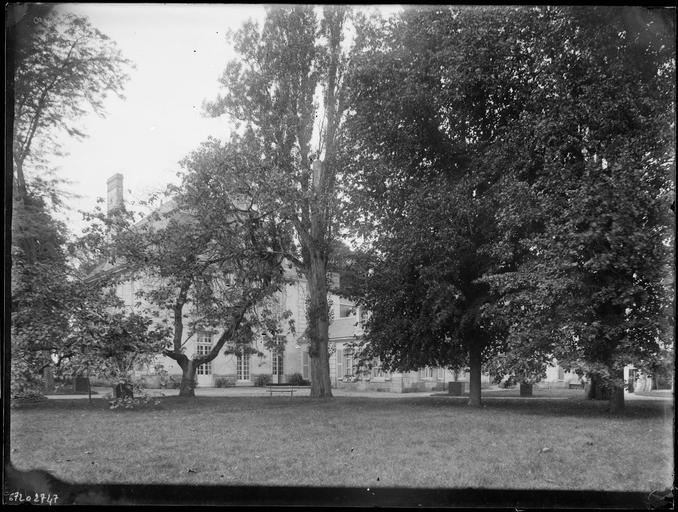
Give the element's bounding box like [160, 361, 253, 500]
[9, 7, 134, 400]
[204, 6, 357, 397]
[344, 6, 674, 410]
[80, 149, 295, 396]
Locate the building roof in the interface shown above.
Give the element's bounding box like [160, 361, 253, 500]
[329, 316, 363, 341]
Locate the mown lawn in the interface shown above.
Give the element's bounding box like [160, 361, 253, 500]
[9, 396, 673, 491]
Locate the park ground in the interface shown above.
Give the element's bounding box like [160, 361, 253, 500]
[9, 390, 673, 491]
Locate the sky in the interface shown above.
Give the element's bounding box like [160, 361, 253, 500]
[48, 4, 267, 233]
[41, 4, 401, 235]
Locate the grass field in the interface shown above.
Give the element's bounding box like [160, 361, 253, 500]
[9, 395, 673, 491]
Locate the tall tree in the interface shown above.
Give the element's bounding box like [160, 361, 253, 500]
[205, 6, 355, 397]
[81, 147, 292, 397]
[8, 7, 133, 398]
[346, 6, 674, 411]
[479, 6, 675, 412]
[344, 6, 539, 406]
[12, 10, 132, 206]
[10, 243, 168, 401]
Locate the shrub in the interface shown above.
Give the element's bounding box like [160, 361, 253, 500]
[109, 394, 161, 410]
[254, 374, 272, 387]
[155, 364, 170, 388]
[10, 390, 47, 408]
[215, 376, 236, 388]
[164, 375, 198, 389]
[287, 373, 310, 386]
[10, 354, 46, 404]
[130, 376, 147, 391]
[167, 375, 182, 389]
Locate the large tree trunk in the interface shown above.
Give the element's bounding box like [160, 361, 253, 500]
[42, 367, 55, 393]
[307, 251, 333, 398]
[609, 385, 625, 413]
[468, 343, 482, 407]
[609, 368, 625, 413]
[179, 359, 197, 397]
[586, 373, 611, 400]
[168, 282, 197, 397]
[113, 382, 133, 399]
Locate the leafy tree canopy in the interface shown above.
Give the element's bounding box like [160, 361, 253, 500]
[344, 6, 674, 409]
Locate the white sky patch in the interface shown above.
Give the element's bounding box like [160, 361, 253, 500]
[39, 4, 402, 235]
[46, 4, 266, 233]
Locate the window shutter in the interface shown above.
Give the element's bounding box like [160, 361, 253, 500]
[302, 351, 309, 379]
[337, 349, 343, 380]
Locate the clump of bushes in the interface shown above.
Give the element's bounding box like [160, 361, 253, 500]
[286, 373, 310, 386]
[215, 376, 236, 388]
[166, 376, 183, 389]
[109, 394, 161, 410]
[10, 349, 48, 403]
[10, 390, 47, 408]
[154, 364, 170, 388]
[500, 378, 516, 389]
[254, 374, 272, 387]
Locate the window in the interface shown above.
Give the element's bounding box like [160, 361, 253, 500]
[237, 354, 250, 381]
[125, 280, 135, 308]
[557, 366, 565, 380]
[271, 335, 285, 377]
[336, 349, 343, 381]
[371, 359, 384, 378]
[116, 280, 135, 309]
[420, 367, 434, 380]
[335, 348, 361, 381]
[196, 334, 212, 376]
[343, 349, 355, 378]
[271, 352, 284, 376]
[340, 304, 354, 318]
[297, 284, 306, 321]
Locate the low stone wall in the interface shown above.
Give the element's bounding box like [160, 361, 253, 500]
[535, 380, 581, 389]
[336, 380, 393, 392]
[402, 381, 447, 393]
[336, 379, 448, 393]
[213, 374, 237, 387]
[140, 374, 162, 389]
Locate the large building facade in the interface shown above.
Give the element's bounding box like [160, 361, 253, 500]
[103, 174, 586, 392]
[118, 270, 582, 391]
[129, 269, 365, 388]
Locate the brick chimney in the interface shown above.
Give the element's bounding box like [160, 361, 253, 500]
[107, 173, 124, 214]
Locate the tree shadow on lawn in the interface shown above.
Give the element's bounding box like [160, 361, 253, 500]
[14, 394, 672, 421]
[5, 460, 667, 508]
[404, 395, 673, 420]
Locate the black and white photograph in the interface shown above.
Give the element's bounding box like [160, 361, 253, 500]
[4, 3, 675, 508]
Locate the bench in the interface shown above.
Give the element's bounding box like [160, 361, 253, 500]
[265, 385, 297, 397]
[568, 382, 584, 389]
